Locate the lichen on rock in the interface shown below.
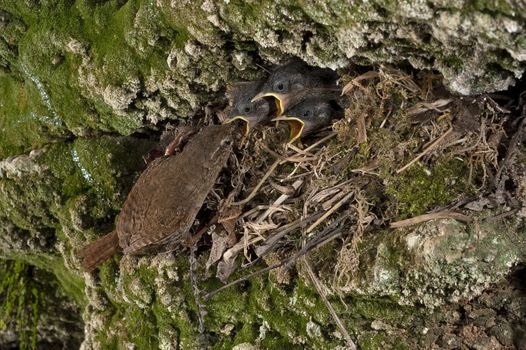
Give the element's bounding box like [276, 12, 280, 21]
[338, 218, 522, 308]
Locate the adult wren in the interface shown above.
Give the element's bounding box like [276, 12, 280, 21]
[79, 124, 235, 271]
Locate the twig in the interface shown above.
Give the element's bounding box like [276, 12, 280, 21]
[240, 204, 290, 219]
[406, 99, 452, 116]
[284, 216, 347, 269]
[258, 142, 285, 160]
[321, 189, 351, 211]
[287, 133, 336, 157]
[390, 210, 473, 228]
[494, 107, 526, 188]
[186, 215, 218, 247]
[396, 127, 453, 174]
[204, 258, 285, 300]
[285, 156, 320, 163]
[256, 179, 303, 223]
[232, 159, 280, 206]
[287, 133, 337, 159]
[251, 212, 324, 262]
[341, 71, 379, 95]
[303, 258, 357, 350]
[303, 132, 337, 152]
[189, 246, 207, 337]
[482, 208, 519, 222]
[307, 192, 353, 234]
[204, 219, 346, 300]
[287, 143, 310, 155]
[233, 133, 335, 207]
[223, 235, 265, 263]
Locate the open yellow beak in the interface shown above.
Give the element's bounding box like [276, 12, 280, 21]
[251, 92, 286, 116]
[272, 116, 305, 143]
[227, 116, 250, 136]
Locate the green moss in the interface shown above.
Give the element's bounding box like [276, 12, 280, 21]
[97, 283, 160, 349]
[360, 332, 389, 350]
[350, 297, 416, 326]
[200, 267, 345, 348]
[122, 307, 159, 349]
[385, 158, 473, 219]
[97, 259, 121, 292]
[72, 136, 153, 202]
[470, 0, 520, 16]
[0, 134, 155, 308]
[1, 0, 194, 136]
[0, 73, 68, 159]
[0, 260, 39, 350]
[1, 253, 86, 306]
[37, 255, 85, 306]
[230, 323, 258, 346]
[360, 332, 413, 350]
[39, 142, 90, 198]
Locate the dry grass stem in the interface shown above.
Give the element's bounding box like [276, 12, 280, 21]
[303, 258, 357, 350]
[396, 127, 453, 174]
[223, 235, 265, 263]
[256, 179, 303, 223]
[232, 159, 280, 206]
[307, 192, 353, 234]
[390, 211, 473, 228]
[253, 213, 324, 259]
[321, 189, 352, 211]
[407, 99, 452, 115]
[205, 219, 345, 300]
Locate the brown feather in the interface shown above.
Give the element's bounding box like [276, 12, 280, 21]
[78, 231, 120, 272]
[117, 124, 234, 255]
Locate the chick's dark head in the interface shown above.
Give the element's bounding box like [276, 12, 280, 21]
[274, 98, 343, 143]
[225, 81, 276, 135]
[252, 60, 339, 115]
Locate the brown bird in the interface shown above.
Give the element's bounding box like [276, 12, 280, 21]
[273, 98, 343, 143]
[225, 81, 277, 136]
[78, 124, 235, 271]
[251, 59, 339, 115]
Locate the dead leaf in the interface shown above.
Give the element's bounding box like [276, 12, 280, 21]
[341, 71, 379, 96]
[356, 113, 367, 144]
[407, 99, 452, 116]
[218, 203, 242, 236]
[217, 256, 238, 282]
[206, 231, 230, 270]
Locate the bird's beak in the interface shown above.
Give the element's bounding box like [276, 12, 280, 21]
[251, 92, 292, 116]
[272, 116, 305, 143]
[227, 116, 251, 136]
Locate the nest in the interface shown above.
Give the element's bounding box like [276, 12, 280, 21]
[210, 66, 520, 276]
[185, 66, 524, 345]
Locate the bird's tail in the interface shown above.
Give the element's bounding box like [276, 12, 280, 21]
[78, 231, 120, 272]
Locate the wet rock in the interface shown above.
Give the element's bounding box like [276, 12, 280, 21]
[1, 1, 526, 349]
[490, 321, 515, 348]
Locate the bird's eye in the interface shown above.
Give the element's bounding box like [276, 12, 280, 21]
[303, 110, 311, 117]
[274, 81, 286, 91]
[221, 138, 233, 147]
[243, 106, 252, 113]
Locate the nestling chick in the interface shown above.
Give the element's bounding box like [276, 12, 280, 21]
[274, 98, 343, 143]
[251, 59, 339, 115]
[225, 81, 277, 136]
